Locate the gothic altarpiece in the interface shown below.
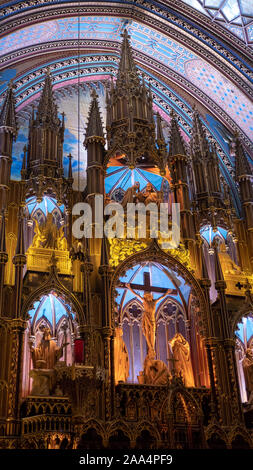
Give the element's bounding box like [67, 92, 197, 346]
[0, 31, 252, 450]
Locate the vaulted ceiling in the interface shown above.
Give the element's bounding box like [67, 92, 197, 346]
[0, 0, 252, 201]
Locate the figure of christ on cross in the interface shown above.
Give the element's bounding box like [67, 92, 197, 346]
[124, 272, 177, 359]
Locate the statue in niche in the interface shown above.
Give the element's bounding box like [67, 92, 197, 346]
[136, 182, 159, 205]
[126, 284, 172, 358]
[30, 327, 68, 369]
[218, 242, 241, 274]
[56, 226, 67, 250]
[121, 181, 140, 209]
[243, 348, 253, 402]
[32, 213, 67, 250]
[29, 328, 69, 396]
[114, 327, 129, 384]
[169, 333, 195, 387]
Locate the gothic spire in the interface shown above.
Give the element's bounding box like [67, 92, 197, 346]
[156, 112, 165, 144]
[191, 108, 209, 156]
[36, 69, 59, 126]
[84, 89, 105, 146]
[234, 137, 252, 180]
[168, 110, 185, 157]
[0, 81, 17, 134]
[116, 29, 139, 88]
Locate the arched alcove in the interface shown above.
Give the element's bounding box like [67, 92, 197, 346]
[22, 290, 79, 397]
[113, 258, 209, 387]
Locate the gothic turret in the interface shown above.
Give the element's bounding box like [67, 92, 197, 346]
[0, 82, 17, 210]
[13, 212, 26, 318]
[105, 30, 165, 174]
[191, 108, 225, 229]
[84, 89, 105, 196]
[25, 70, 65, 181]
[168, 110, 197, 269]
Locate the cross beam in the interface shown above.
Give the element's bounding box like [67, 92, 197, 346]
[119, 271, 177, 295]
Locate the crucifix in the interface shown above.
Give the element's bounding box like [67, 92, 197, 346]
[120, 271, 177, 358]
[119, 271, 177, 296]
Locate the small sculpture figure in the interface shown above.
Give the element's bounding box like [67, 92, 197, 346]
[30, 328, 68, 370]
[114, 327, 129, 384]
[121, 182, 140, 209]
[218, 242, 241, 274]
[32, 214, 67, 251]
[142, 353, 170, 385]
[57, 226, 67, 250]
[126, 284, 172, 358]
[137, 182, 159, 205]
[169, 333, 195, 387]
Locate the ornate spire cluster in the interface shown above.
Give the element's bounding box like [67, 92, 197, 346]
[105, 30, 165, 173]
[36, 69, 60, 128]
[190, 108, 228, 231]
[24, 69, 65, 183]
[115, 29, 140, 92]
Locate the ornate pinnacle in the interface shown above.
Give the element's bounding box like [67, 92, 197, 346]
[168, 109, 185, 157]
[116, 29, 140, 89]
[234, 137, 252, 181]
[0, 80, 17, 135]
[36, 70, 59, 126]
[191, 107, 209, 156]
[156, 112, 165, 145]
[84, 89, 105, 146]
